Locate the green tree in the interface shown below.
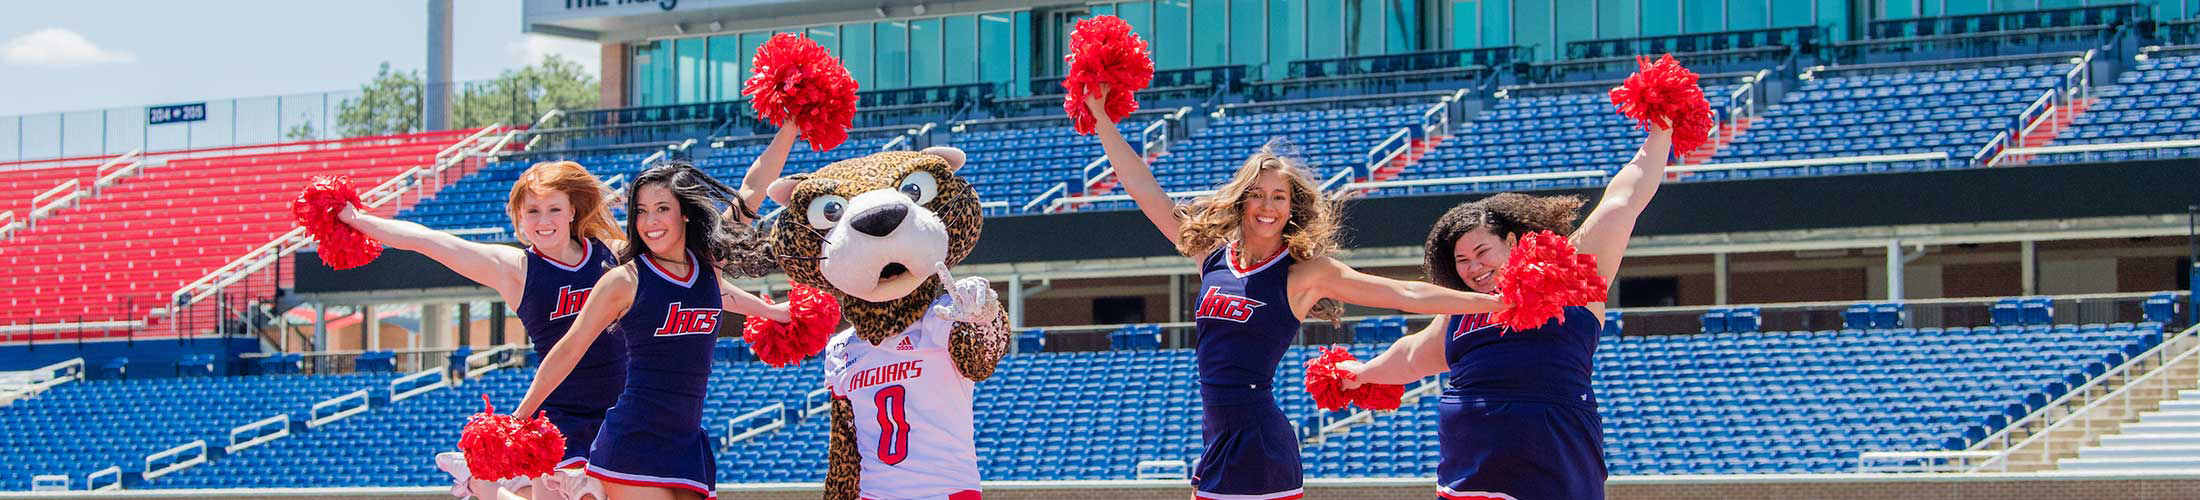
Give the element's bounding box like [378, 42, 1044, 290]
[454, 54, 600, 128]
[334, 62, 423, 137]
[283, 120, 318, 141]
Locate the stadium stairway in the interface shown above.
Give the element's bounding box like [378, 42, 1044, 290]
[1957, 323, 2200, 473]
[2061, 378, 2200, 472]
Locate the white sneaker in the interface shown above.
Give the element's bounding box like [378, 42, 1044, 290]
[434, 452, 473, 498]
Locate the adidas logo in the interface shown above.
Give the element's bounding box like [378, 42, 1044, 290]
[896, 337, 915, 351]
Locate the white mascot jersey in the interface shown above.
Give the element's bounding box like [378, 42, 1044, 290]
[824, 295, 981, 499]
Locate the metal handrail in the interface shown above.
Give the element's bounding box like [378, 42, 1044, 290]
[1079, 156, 1110, 187]
[1133, 460, 1190, 480]
[1022, 182, 1068, 213]
[1965, 323, 2200, 472]
[1998, 137, 2200, 157]
[1017, 291, 2185, 335]
[803, 387, 834, 417]
[1419, 102, 1449, 138]
[168, 127, 504, 315]
[720, 403, 789, 450]
[1365, 128, 1411, 169]
[1339, 170, 1607, 191]
[1048, 189, 1215, 212]
[143, 440, 207, 480]
[1140, 119, 1170, 156]
[390, 367, 447, 402]
[1672, 152, 1949, 173]
[226, 414, 292, 453]
[1976, 130, 2012, 165]
[307, 390, 370, 428]
[1319, 167, 1356, 192]
[30, 179, 78, 208]
[86, 466, 121, 491]
[91, 148, 144, 188]
[1857, 450, 2005, 473]
[465, 345, 523, 378]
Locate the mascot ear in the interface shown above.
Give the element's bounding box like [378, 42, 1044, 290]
[920, 146, 967, 173]
[766, 174, 808, 207]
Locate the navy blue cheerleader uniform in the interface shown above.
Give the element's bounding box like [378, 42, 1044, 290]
[515, 238, 626, 469]
[584, 250, 723, 498]
[1188, 241, 1304, 500]
[1436, 306, 1605, 500]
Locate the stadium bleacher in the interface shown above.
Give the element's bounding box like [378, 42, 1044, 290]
[68, 314, 2162, 487]
[0, 130, 480, 333]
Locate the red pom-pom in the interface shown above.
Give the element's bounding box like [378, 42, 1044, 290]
[1345, 380, 1405, 412]
[1303, 346, 1357, 412]
[1303, 346, 1404, 412]
[1608, 54, 1716, 156]
[291, 175, 383, 270]
[457, 395, 565, 481]
[1062, 16, 1154, 135]
[1492, 231, 1609, 332]
[744, 33, 860, 152]
[743, 284, 843, 367]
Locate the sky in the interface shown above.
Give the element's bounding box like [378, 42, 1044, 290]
[0, 0, 601, 117]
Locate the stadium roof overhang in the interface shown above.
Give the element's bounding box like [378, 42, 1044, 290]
[523, 0, 1076, 43]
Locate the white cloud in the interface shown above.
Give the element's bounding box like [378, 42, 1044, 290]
[508, 35, 599, 73]
[1, 28, 135, 67]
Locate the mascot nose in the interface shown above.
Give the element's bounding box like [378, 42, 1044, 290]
[849, 203, 908, 237]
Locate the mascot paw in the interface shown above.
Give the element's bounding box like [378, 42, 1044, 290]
[933, 263, 998, 323]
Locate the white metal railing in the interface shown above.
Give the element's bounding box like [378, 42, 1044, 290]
[531, 109, 565, 130]
[1, 358, 87, 404]
[1140, 119, 1170, 156]
[804, 387, 834, 417]
[1975, 130, 2013, 166]
[1339, 169, 1608, 192]
[1133, 460, 1189, 480]
[0, 210, 16, 239]
[1963, 323, 2200, 472]
[1048, 189, 1215, 213]
[1993, 138, 2200, 165]
[1672, 152, 1949, 173]
[2014, 89, 2058, 147]
[226, 414, 292, 454]
[477, 128, 521, 164]
[1363, 127, 1412, 180]
[719, 403, 789, 450]
[143, 440, 207, 480]
[640, 150, 667, 167]
[1319, 167, 1356, 192]
[881, 134, 911, 152]
[465, 344, 523, 378]
[1419, 101, 1450, 138]
[1021, 182, 1068, 213]
[440, 227, 507, 238]
[979, 201, 1011, 210]
[1857, 450, 2005, 473]
[307, 389, 370, 428]
[1079, 156, 1111, 188]
[29, 474, 67, 491]
[86, 466, 121, 491]
[1996, 50, 2095, 163]
[0, 320, 147, 336]
[91, 148, 145, 189]
[28, 178, 82, 222]
[167, 127, 510, 320]
[390, 367, 448, 402]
